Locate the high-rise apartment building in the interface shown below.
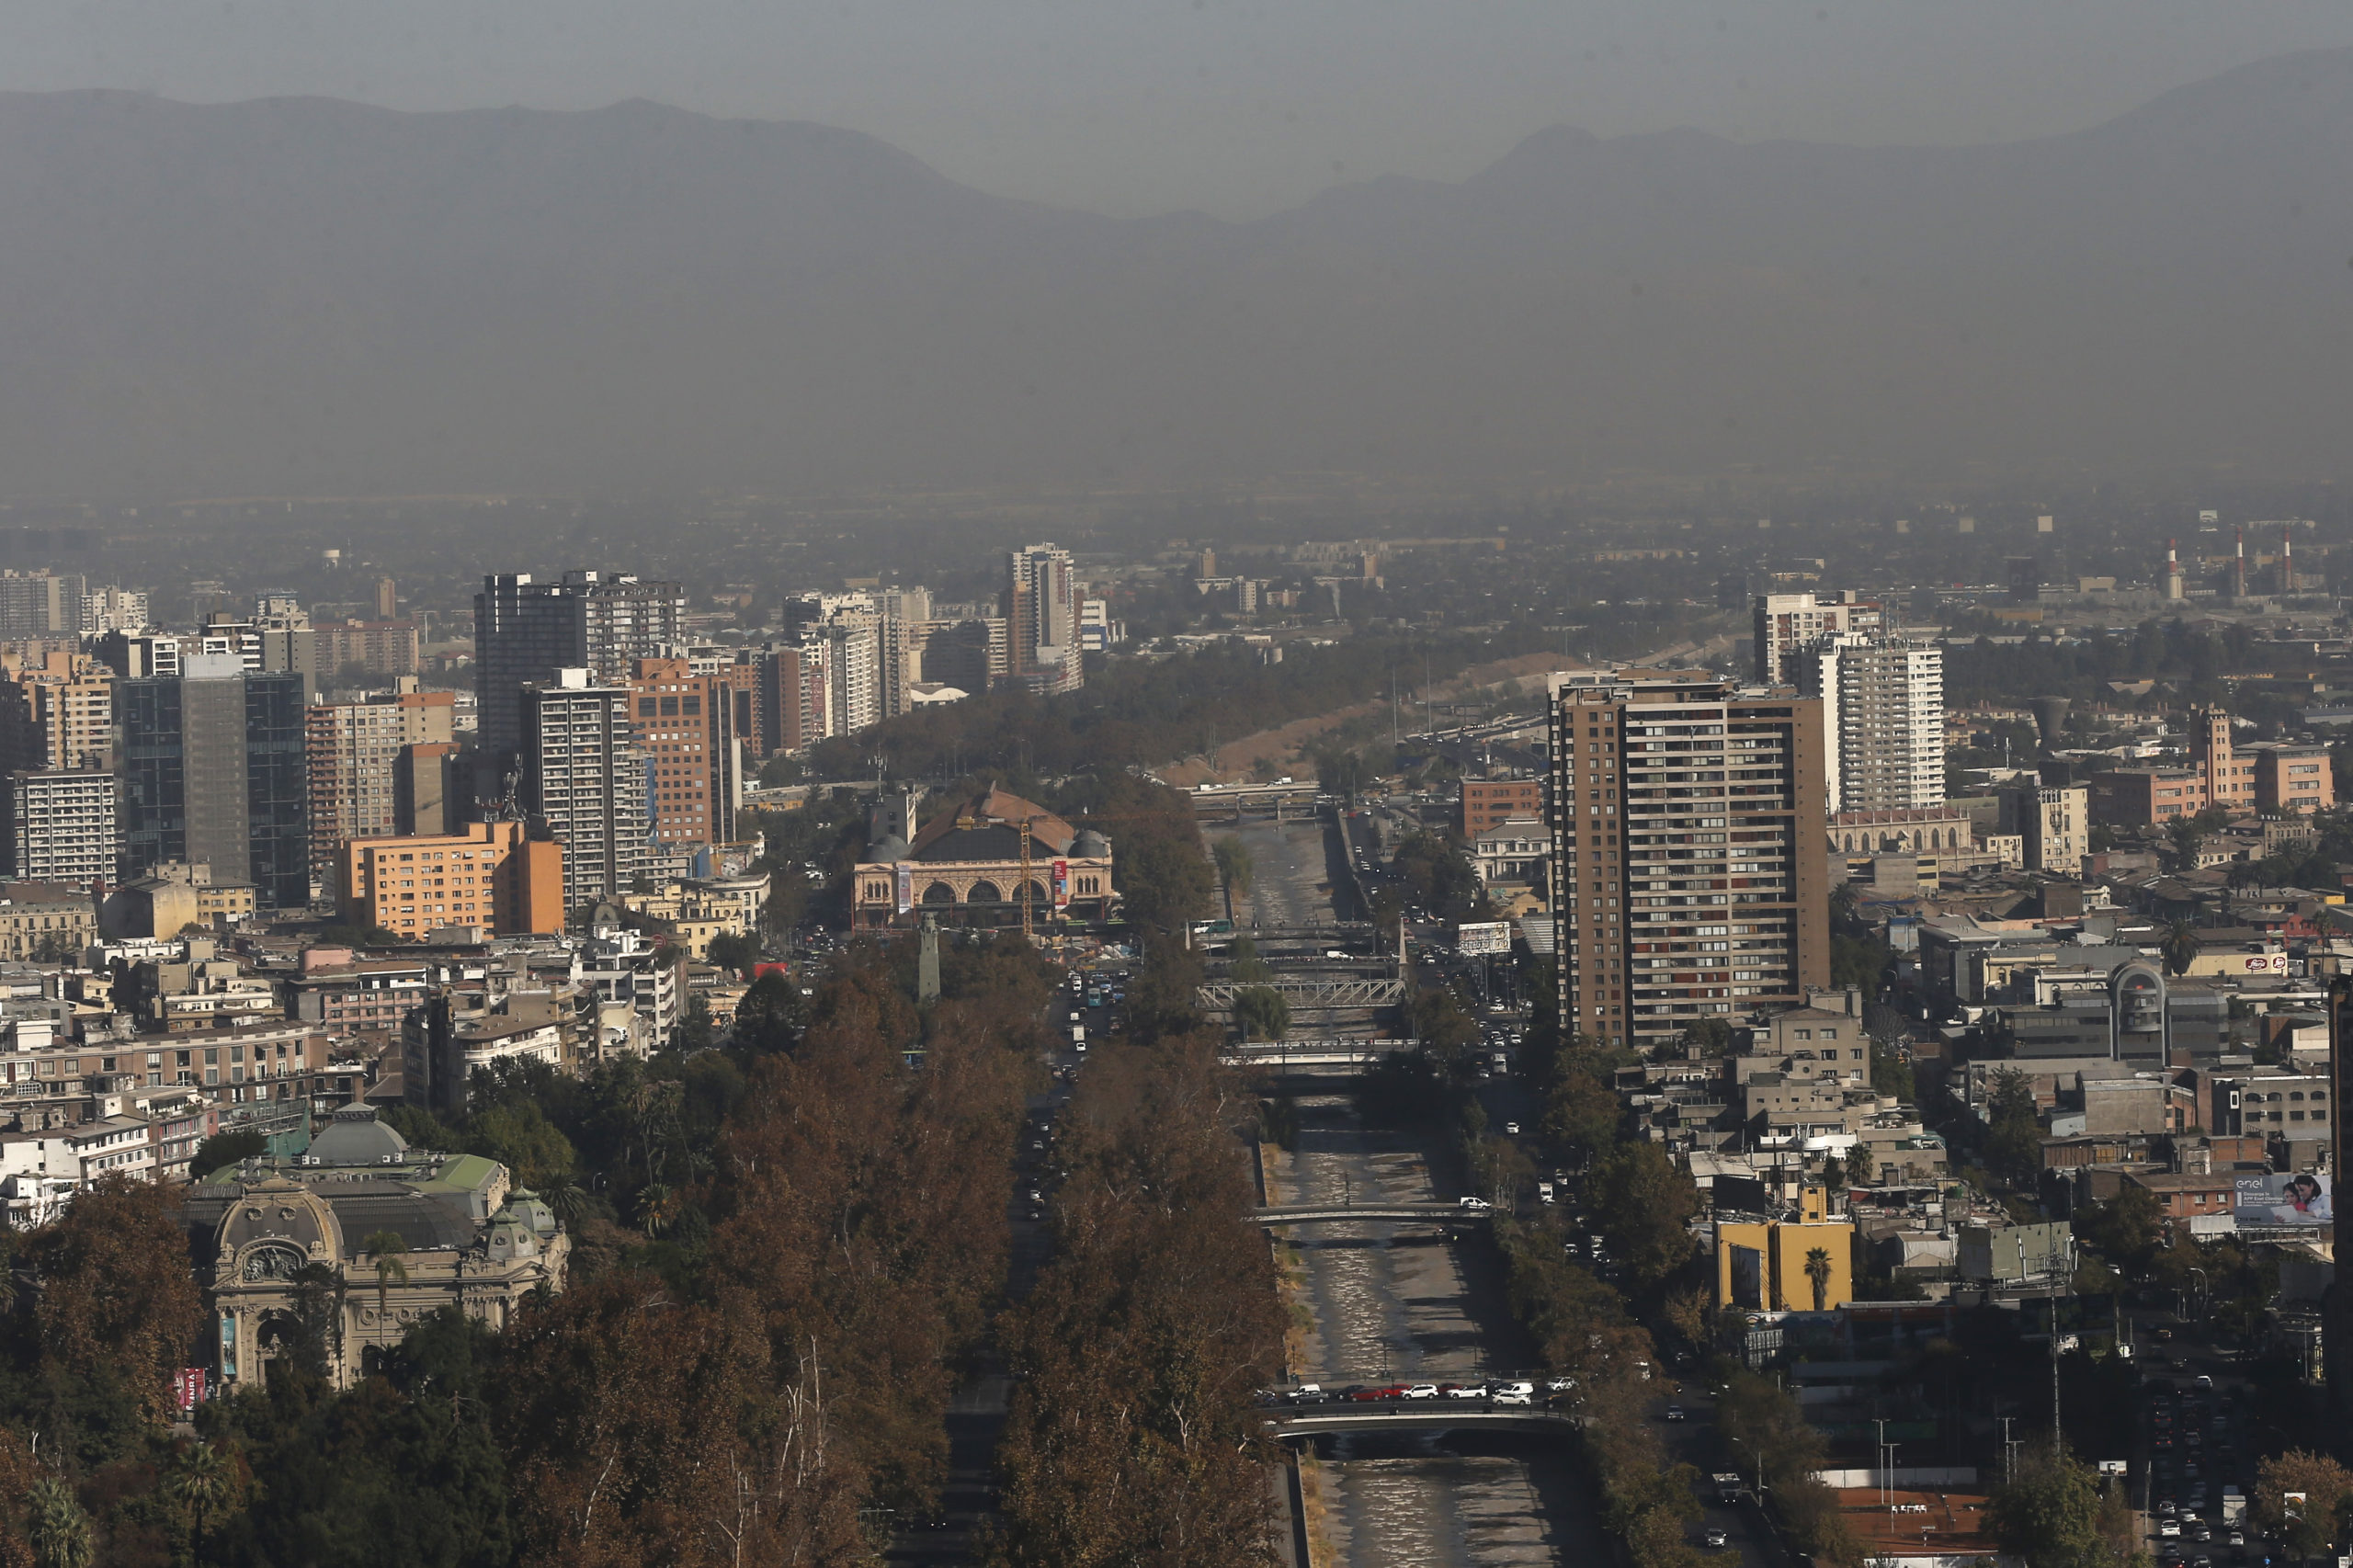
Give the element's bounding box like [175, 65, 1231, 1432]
[1752, 591, 1883, 685]
[741, 642, 831, 757]
[474, 572, 686, 767]
[338, 819, 564, 939]
[520, 670, 648, 909]
[1798, 635, 1945, 813]
[1, 769, 119, 886]
[119, 655, 310, 907]
[1006, 543, 1082, 695]
[1999, 786, 2090, 875]
[79, 585, 148, 635]
[0, 650, 115, 772]
[823, 619, 881, 738]
[0, 573, 84, 640]
[1547, 671, 1830, 1052]
[628, 657, 739, 852]
[920, 618, 1008, 699]
[304, 687, 459, 892]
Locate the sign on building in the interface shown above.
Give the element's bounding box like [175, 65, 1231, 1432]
[1456, 921, 1512, 957]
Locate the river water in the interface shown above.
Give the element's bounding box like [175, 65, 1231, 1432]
[1272, 1099, 1613, 1568]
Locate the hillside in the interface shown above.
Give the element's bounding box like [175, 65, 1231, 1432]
[2, 50, 2351, 494]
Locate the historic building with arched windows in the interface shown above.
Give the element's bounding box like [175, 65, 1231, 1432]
[852, 783, 1115, 929]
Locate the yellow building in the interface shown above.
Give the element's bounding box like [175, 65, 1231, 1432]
[1715, 1217, 1855, 1313]
[339, 820, 564, 938]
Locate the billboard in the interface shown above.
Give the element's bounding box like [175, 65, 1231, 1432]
[174, 1368, 207, 1414]
[1051, 859, 1070, 909]
[1456, 921, 1512, 957]
[894, 862, 913, 915]
[2234, 1170, 2331, 1227]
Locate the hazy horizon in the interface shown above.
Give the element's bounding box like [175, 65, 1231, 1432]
[10, 1, 2353, 219]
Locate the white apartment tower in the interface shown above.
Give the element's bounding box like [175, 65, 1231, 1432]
[1800, 635, 1946, 813]
[1752, 591, 1883, 686]
[1006, 543, 1083, 695]
[2, 769, 119, 887]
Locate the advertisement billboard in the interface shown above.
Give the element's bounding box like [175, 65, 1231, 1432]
[1456, 921, 1512, 957]
[893, 862, 913, 916]
[175, 1368, 206, 1414]
[2234, 1170, 2331, 1227]
[1051, 859, 1070, 910]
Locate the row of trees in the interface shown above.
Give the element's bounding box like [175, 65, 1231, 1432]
[990, 1040, 1286, 1564]
[0, 923, 1054, 1565]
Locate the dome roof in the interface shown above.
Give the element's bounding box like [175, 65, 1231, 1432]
[502, 1188, 561, 1238]
[866, 834, 910, 863]
[308, 1102, 411, 1166]
[1070, 830, 1110, 858]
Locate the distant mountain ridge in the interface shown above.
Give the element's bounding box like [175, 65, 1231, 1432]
[2, 50, 2352, 496]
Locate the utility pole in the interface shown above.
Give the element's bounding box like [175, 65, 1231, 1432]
[2051, 1297, 2064, 1446]
[2001, 1415, 2019, 1483]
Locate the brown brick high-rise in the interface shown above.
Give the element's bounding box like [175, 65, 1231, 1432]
[1548, 672, 1829, 1053]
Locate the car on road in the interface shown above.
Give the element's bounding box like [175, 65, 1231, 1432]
[1504, 1121, 1521, 1135]
[1404, 1384, 1439, 1400]
[1664, 1405, 1686, 1421]
[1489, 1381, 1534, 1406]
[2161, 1520, 2182, 1539]
[1703, 1530, 1730, 1550]
[1286, 1384, 1324, 1403]
[1351, 1386, 1406, 1403]
[1442, 1383, 1485, 1400]
[1458, 1196, 1493, 1210]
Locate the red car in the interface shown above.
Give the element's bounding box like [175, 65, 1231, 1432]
[1351, 1385, 1408, 1403]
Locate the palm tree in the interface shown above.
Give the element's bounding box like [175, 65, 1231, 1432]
[360, 1229, 409, 1333]
[27, 1477, 91, 1568]
[2162, 918, 2200, 977]
[638, 1183, 675, 1238]
[1804, 1246, 1834, 1313]
[165, 1442, 235, 1566]
[539, 1175, 589, 1232]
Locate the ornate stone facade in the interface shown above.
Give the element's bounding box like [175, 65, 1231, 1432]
[183, 1103, 567, 1390]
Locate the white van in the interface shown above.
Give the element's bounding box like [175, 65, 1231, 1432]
[1489, 1381, 1534, 1407]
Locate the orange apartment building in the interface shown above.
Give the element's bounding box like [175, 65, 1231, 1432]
[338, 820, 563, 938]
[2088, 708, 2334, 824]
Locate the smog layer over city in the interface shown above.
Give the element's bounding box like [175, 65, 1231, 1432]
[0, 4, 2349, 1566]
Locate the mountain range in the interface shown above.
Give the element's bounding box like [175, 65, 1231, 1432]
[3, 49, 2353, 497]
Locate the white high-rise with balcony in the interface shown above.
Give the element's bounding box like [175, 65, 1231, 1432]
[1801, 634, 1945, 813]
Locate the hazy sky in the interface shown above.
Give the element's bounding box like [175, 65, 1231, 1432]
[9, 1, 2353, 219]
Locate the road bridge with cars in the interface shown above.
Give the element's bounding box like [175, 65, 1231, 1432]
[1250, 1202, 1489, 1227]
[1261, 1403, 1576, 1440]
[1185, 782, 1327, 820]
[1222, 1039, 1417, 1076]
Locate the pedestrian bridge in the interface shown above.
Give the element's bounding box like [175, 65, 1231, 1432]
[1261, 1404, 1576, 1440]
[1198, 977, 1406, 1011]
[1249, 1203, 1488, 1227]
